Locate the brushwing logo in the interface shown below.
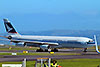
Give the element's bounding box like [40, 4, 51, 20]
[6, 24, 13, 32]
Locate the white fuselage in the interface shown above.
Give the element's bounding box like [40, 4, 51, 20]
[11, 35, 95, 48]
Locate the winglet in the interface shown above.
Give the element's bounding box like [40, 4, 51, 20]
[94, 35, 100, 53]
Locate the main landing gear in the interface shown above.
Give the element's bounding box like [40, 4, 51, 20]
[51, 48, 58, 52]
[36, 48, 48, 52]
[83, 48, 87, 52]
[36, 48, 43, 52]
[36, 48, 58, 52]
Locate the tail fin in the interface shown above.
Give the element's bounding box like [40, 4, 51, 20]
[3, 19, 19, 35]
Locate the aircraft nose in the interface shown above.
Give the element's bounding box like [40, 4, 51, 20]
[88, 39, 93, 42]
[87, 41, 95, 44]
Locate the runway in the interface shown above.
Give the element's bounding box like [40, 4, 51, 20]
[0, 54, 100, 62]
[0, 49, 95, 53]
[0, 49, 99, 62]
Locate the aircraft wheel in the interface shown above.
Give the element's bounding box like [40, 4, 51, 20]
[83, 48, 87, 52]
[45, 49, 48, 52]
[51, 48, 58, 52]
[36, 48, 43, 52]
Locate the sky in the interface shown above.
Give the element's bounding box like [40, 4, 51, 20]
[0, 0, 100, 33]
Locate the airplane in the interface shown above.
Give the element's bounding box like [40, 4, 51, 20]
[0, 19, 100, 53]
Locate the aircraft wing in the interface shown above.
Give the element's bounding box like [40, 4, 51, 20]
[10, 39, 59, 46]
[0, 36, 58, 46]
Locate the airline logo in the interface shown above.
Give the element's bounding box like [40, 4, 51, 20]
[6, 24, 13, 32]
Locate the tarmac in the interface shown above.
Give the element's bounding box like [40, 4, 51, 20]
[0, 49, 100, 62]
[0, 49, 95, 53]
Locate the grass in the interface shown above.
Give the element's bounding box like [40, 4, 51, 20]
[57, 59, 100, 67]
[0, 45, 100, 52]
[0, 52, 80, 56]
[17, 52, 80, 56]
[0, 46, 39, 51]
[0, 46, 100, 67]
[0, 59, 100, 67]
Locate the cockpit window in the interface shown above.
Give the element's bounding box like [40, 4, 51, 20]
[87, 41, 95, 44]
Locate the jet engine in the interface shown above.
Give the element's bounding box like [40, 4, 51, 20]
[40, 45, 49, 49]
[15, 42, 26, 47]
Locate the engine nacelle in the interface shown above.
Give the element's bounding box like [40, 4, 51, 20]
[40, 45, 49, 49]
[15, 42, 26, 47]
[16, 42, 40, 47]
[8, 36, 12, 39]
